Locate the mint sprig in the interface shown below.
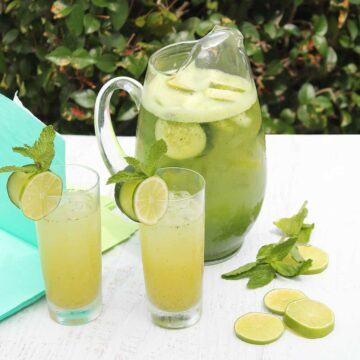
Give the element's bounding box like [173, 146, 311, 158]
[0, 126, 56, 174]
[222, 202, 315, 288]
[107, 139, 167, 185]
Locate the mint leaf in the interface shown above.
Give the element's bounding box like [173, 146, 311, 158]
[269, 237, 297, 261]
[273, 201, 308, 236]
[297, 223, 315, 243]
[247, 264, 275, 289]
[256, 243, 275, 261]
[270, 261, 302, 277]
[298, 259, 313, 274]
[107, 171, 146, 185]
[12, 125, 56, 171]
[124, 156, 143, 173]
[289, 245, 304, 262]
[143, 139, 167, 176]
[221, 262, 257, 279]
[0, 165, 37, 173]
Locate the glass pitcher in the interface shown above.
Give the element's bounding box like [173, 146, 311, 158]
[95, 26, 266, 263]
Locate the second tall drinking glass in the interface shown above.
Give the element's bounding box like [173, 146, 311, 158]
[36, 165, 102, 325]
[139, 167, 205, 329]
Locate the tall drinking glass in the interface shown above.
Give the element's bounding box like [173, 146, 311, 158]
[139, 167, 205, 329]
[36, 165, 102, 325]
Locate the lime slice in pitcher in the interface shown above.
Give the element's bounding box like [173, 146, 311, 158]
[20, 171, 63, 220]
[133, 176, 168, 225]
[234, 312, 285, 345]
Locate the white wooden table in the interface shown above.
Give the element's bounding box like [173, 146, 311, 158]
[1, 135, 359, 360]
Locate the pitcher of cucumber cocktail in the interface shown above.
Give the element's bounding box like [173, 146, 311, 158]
[94, 26, 266, 263]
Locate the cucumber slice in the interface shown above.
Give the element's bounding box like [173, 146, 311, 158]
[210, 76, 252, 92]
[114, 180, 141, 222]
[7, 171, 35, 208]
[205, 88, 241, 102]
[234, 312, 285, 345]
[155, 119, 207, 160]
[264, 288, 307, 315]
[284, 298, 335, 338]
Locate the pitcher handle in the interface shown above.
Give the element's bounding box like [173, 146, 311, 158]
[94, 77, 143, 175]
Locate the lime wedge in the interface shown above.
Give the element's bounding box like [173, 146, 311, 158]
[264, 288, 307, 315]
[20, 171, 62, 220]
[114, 180, 142, 222]
[298, 245, 329, 274]
[284, 298, 335, 338]
[234, 312, 284, 345]
[7, 171, 35, 208]
[133, 176, 168, 225]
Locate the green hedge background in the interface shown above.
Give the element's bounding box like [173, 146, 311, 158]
[0, 0, 359, 135]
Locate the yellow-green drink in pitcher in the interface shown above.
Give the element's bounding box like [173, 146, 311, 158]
[136, 63, 266, 262]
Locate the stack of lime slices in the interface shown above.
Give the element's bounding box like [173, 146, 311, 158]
[234, 288, 335, 345]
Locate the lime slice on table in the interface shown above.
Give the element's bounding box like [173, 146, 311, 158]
[284, 298, 335, 338]
[298, 245, 329, 275]
[234, 312, 285, 345]
[264, 288, 307, 315]
[20, 171, 62, 221]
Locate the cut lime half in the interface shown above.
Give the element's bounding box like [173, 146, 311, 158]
[264, 288, 307, 315]
[284, 298, 335, 338]
[20, 171, 63, 221]
[234, 312, 284, 345]
[298, 245, 329, 275]
[133, 176, 168, 225]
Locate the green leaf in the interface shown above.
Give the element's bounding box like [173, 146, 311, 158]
[298, 259, 313, 274]
[313, 14, 327, 36]
[124, 156, 143, 173]
[110, 0, 129, 31]
[269, 237, 298, 261]
[12, 125, 56, 171]
[70, 89, 96, 109]
[95, 54, 118, 73]
[221, 262, 257, 279]
[196, 20, 213, 36]
[247, 264, 275, 289]
[326, 47, 337, 71]
[298, 84, 315, 105]
[349, 0, 360, 5]
[3, 29, 19, 45]
[256, 244, 275, 261]
[341, 110, 352, 127]
[297, 105, 310, 125]
[312, 34, 328, 57]
[283, 24, 300, 37]
[280, 109, 296, 124]
[143, 139, 167, 176]
[66, 4, 84, 36]
[297, 223, 315, 243]
[91, 0, 110, 7]
[46, 47, 72, 66]
[84, 14, 101, 34]
[273, 201, 308, 236]
[264, 22, 277, 39]
[51, 1, 73, 18]
[241, 22, 260, 41]
[107, 171, 146, 185]
[270, 261, 301, 277]
[122, 52, 148, 78]
[100, 34, 127, 51]
[71, 49, 96, 70]
[0, 165, 37, 174]
[347, 20, 358, 40]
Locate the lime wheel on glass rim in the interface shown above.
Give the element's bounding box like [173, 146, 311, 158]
[114, 176, 169, 225]
[7, 169, 63, 220]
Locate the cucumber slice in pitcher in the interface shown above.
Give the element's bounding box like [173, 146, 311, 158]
[155, 119, 207, 160]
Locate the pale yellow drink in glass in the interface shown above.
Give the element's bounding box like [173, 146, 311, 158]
[139, 169, 205, 330]
[37, 190, 101, 310]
